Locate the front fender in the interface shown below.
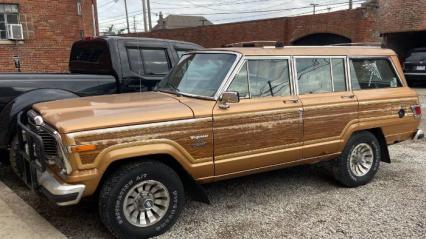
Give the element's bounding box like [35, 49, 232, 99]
[92, 140, 213, 179]
[0, 89, 78, 147]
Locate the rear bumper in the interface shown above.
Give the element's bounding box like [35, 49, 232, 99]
[413, 129, 424, 140]
[405, 73, 426, 80]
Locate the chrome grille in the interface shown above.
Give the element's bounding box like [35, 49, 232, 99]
[37, 128, 59, 157]
[27, 115, 60, 160]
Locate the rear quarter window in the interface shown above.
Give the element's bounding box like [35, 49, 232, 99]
[350, 58, 402, 90]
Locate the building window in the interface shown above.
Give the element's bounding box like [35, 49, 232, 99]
[0, 4, 19, 40]
[77, 0, 82, 16]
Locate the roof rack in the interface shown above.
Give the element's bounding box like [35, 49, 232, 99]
[222, 41, 284, 48]
[330, 42, 383, 48]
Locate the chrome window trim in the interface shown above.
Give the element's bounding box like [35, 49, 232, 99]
[221, 56, 294, 99]
[348, 56, 404, 90]
[346, 56, 353, 91]
[293, 56, 348, 95]
[225, 59, 250, 99]
[246, 61, 252, 99]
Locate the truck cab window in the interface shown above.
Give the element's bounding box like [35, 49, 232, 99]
[141, 49, 170, 75]
[126, 48, 171, 76]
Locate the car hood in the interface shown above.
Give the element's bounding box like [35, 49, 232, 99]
[32, 92, 195, 133]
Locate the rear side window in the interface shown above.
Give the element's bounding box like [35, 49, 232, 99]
[126, 47, 171, 76]
[350, 58, 402, 90]
[296, 57, 346, 94]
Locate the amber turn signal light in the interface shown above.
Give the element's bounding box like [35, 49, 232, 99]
[71, 144, 97, 153]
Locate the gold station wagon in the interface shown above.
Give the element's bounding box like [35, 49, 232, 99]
[13, 46, 423, 238]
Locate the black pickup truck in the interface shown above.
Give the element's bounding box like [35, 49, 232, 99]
[0, 36, 202, 155]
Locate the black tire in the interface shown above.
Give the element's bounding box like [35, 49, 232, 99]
[333, 131, 381, 187]
[99, 160, 185, 239]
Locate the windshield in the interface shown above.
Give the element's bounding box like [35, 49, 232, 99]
[158, 53, 237, 98]
[406, 51, 426, 62]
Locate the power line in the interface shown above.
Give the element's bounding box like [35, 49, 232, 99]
[99, 0, 365, 27]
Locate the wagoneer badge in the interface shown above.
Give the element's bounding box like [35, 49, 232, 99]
[190, 135, 209, 147]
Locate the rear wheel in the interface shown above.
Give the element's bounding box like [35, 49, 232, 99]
[99, 160, 184, 239]
[333, 131, 381, 187]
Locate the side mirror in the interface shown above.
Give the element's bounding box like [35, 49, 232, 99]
[219, 91, 240, 109]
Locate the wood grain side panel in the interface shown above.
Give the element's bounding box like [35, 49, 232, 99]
[213, 109, 301, 158]
[72, 119, 214, 166]
[303, 102, 358, 142]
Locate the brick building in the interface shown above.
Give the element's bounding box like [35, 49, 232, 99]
[134, 0, 425, 61]
[0, 0, 98, 73]
[376, 0, 426, 59]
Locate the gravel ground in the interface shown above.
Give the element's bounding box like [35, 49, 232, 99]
[0, 89, 425, 239]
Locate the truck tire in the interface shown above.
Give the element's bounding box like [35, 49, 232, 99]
[99, 160, 185, 239]
[333, 131, 381, 187]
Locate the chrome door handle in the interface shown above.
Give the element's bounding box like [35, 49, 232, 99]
[341, 95, 355, 99]
[284, 99, 299, 104]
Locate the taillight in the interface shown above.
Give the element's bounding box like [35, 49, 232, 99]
[411, 105, 422, 118]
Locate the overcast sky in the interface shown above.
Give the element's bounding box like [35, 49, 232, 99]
[97, 0, 364, 33]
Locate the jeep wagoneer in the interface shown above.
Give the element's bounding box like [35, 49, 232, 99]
[13, 46, 423, 238]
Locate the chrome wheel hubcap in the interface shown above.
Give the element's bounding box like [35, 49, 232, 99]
[123, 180, 170, 227]
[349, 143, 374, 177]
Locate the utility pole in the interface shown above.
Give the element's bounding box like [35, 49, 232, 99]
[310, 3, 319, 15]
[349, 0, 353, 9]
[142, 0, 148, 32]
[123, 0, 130, 33]
[133, 16, 137, 32]
[147, 0, 152, 31]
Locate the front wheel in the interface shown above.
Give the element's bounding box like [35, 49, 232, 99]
[333, 131, 381, 187]
[99, 160, 184, 239]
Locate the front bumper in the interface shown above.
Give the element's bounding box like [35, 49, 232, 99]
[16, 112, 85, 206]
[413, 129, 424, 140]
[38, 170, 85, 206]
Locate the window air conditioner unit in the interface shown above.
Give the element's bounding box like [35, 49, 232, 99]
[7, 24, 24, 40]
